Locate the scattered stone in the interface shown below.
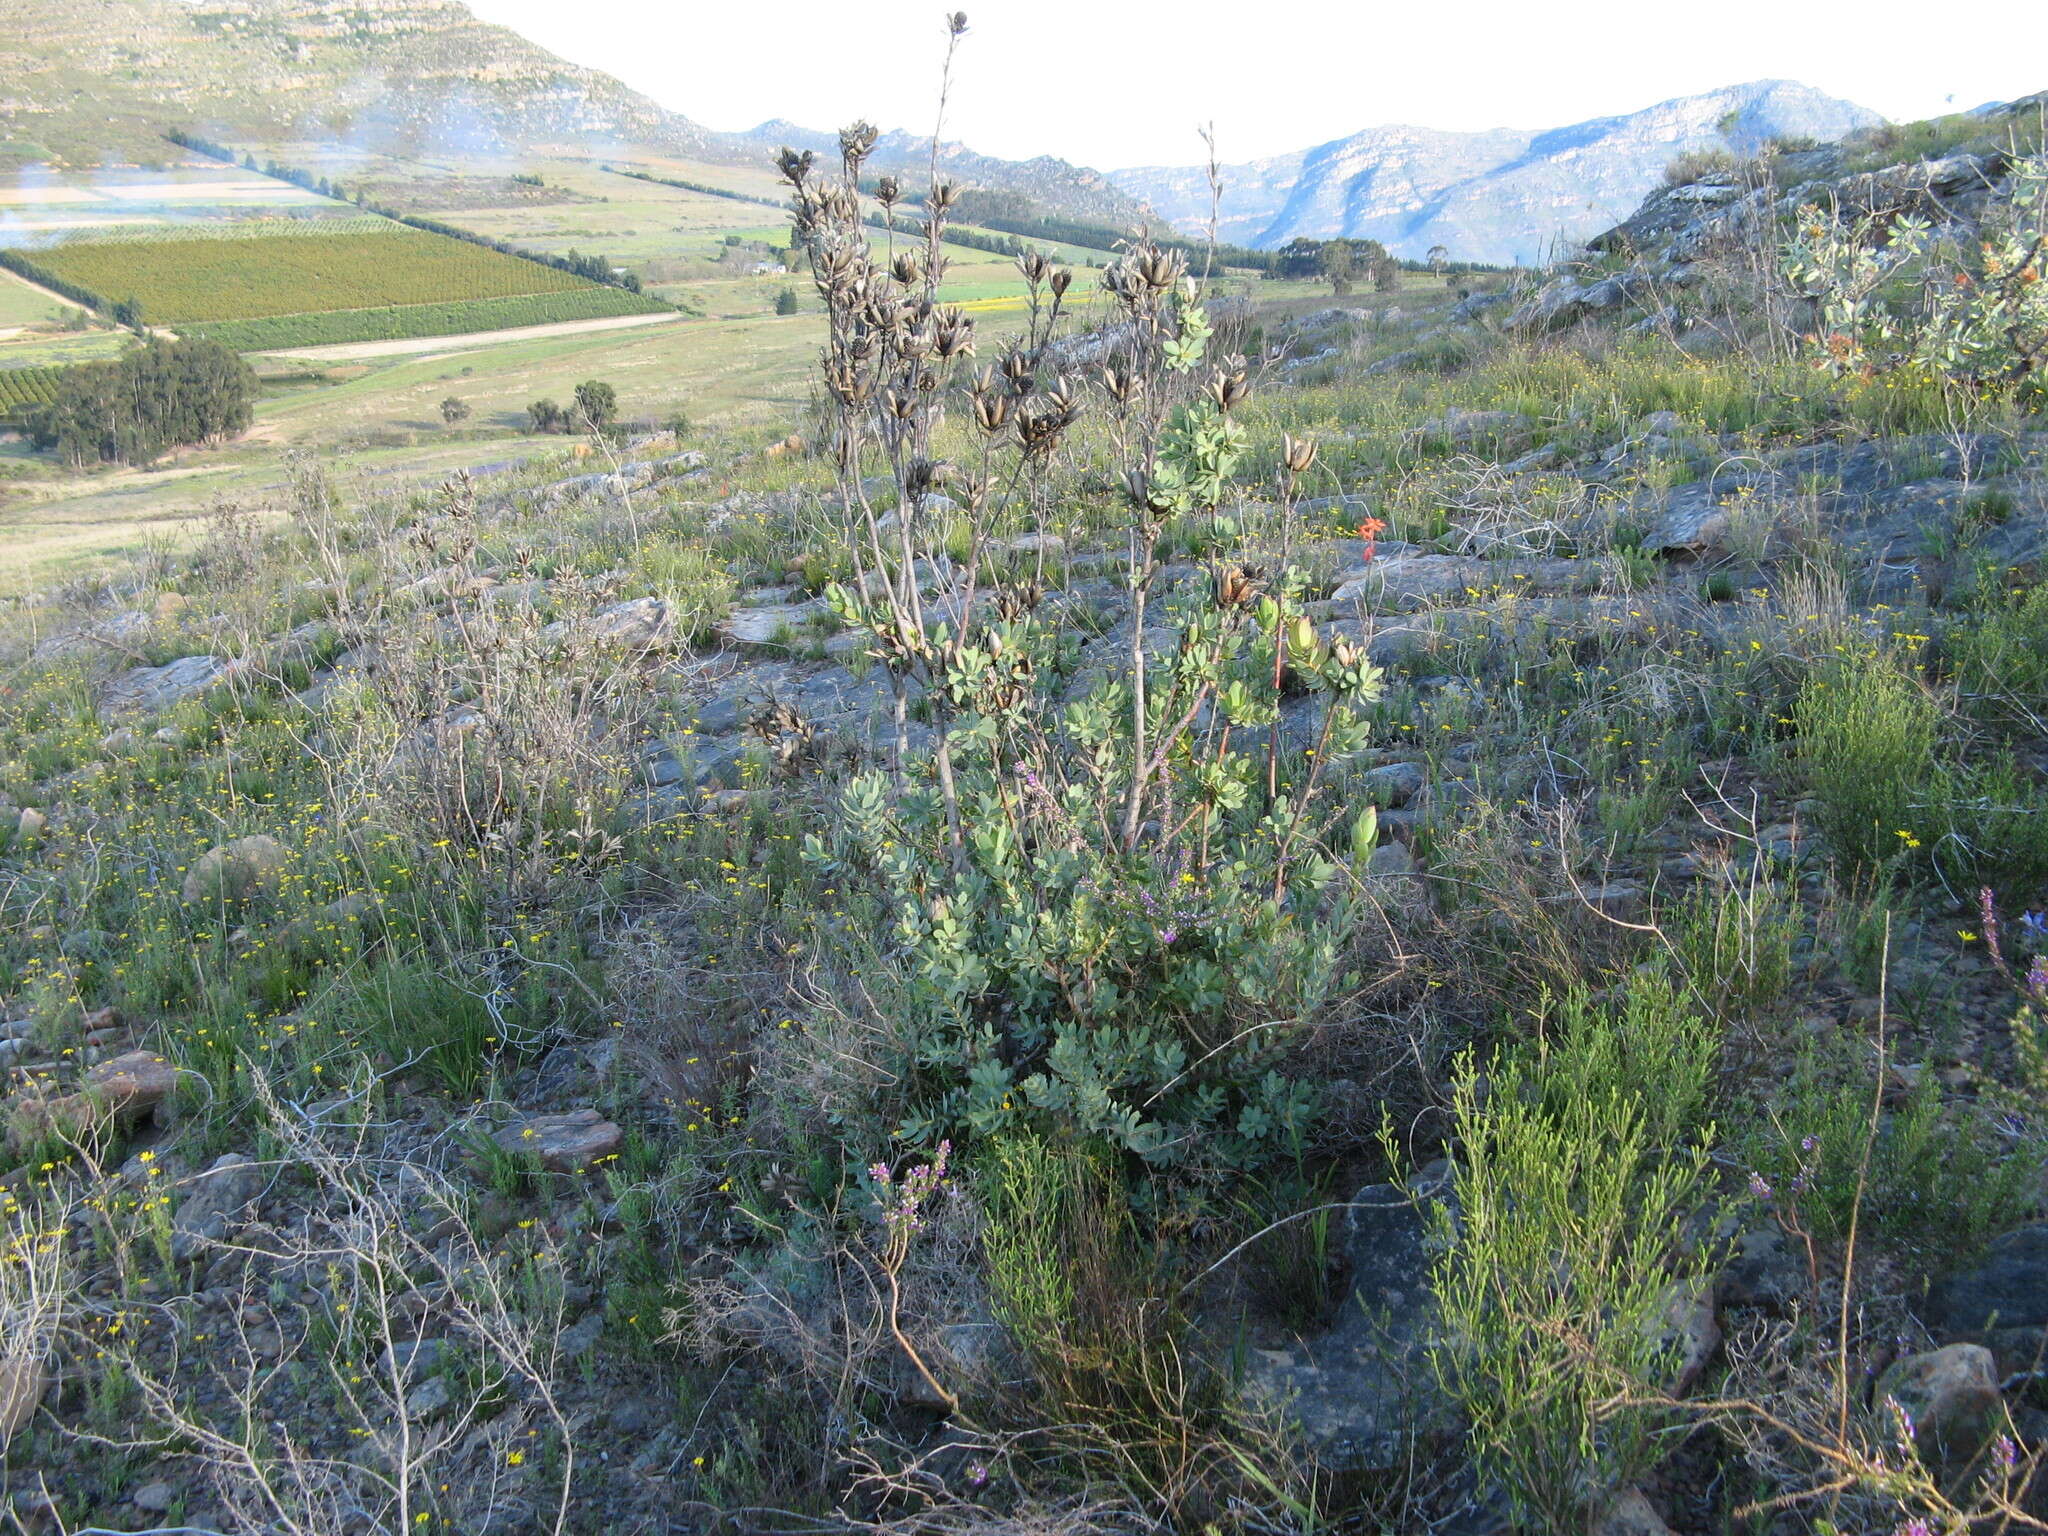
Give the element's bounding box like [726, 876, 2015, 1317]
[182, 834, 289, 906]
[1647, 1278, 1720, 1394]
[560, 1311, 605, 1359]
[13, 808, 46, 843]
[1874, 1344, 2003, 1463]
[494, 1109, 622, 1172]
[1722, 1223, 1809, 1310]
[131, 1481, 176, 1514]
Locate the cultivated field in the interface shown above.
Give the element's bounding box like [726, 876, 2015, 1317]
[27, 219, 632, 325]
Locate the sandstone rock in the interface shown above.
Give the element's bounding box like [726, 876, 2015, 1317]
[1363, 840, 1433, 919]
[1423, 408, 1532, 448]
[182, 834, 289, 906]
[171, 1153, 264, 1261]
[98, 655, 233, 721]
[1358, 760, 1425, 808]
[7, 1049, 187, 1148]
[1925, 1224, 2048, 1370]
[1330, 553, 1595, 609]
[1001, 532, 1066, 558]
[404, 1377, 452, 1420]
[1875, 1344, 2002, 1463]
[494, 1108, 622, 1172]
[0, 1353, 42, 1446]
[1592, 1487, 1675, 1536]
[1722, 1223, 1808, 1309]
[584, 596, 674, 650]
[1646, 1278, 1720, 1394]
[717, 600, 825, 647]
[32, 608, 150, 661]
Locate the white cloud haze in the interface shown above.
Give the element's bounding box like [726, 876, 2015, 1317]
[463, 0, 2048, 168]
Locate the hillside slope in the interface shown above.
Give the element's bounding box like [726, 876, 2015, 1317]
[729, 121, 1155, 230]
[0, 0, 714, 166]
[1110, 80, 1880, 262]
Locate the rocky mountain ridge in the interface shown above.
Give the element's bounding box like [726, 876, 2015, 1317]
[1109, 80, 1882, 263]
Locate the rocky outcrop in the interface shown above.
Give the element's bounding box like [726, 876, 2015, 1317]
[1243, 1171, 1456, 1469]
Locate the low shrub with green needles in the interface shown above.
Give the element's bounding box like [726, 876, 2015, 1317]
[1793, 647, 1940, 871]
[1428, 978, 1719, 1534]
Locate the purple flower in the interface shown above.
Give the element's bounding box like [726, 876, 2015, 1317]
[1748, 1171, 1773, 1199]
[1996, 1434, 2019, 1471]
[2021, 909, 2047, 939]
[1159, 927, 1178, 945]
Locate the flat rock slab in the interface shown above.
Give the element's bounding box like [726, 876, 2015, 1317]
[718, 601, 826, 647]
[494, 1109, 622, 1172]
[98, 655, 236, 721]
[1330, 554, 1596, 608]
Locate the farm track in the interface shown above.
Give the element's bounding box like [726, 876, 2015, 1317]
[250, 308, 686, 360]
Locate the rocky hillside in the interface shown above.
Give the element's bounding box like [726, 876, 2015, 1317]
[0, 0, 715, 166]
[1110, 79, 1879, 262]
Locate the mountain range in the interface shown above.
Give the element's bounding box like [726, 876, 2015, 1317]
[3, 0, 1884, 266]
[1108, 81, 1882, 264]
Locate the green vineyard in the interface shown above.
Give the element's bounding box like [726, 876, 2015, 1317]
[186, 286, 669, 350]
[30, 222, 599, 326]
[0, 366, 64, 420]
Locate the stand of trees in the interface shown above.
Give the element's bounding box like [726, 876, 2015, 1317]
[28, 337, 255, 466]
[166, 131, 658, 297]
[526, 379, 618, 435]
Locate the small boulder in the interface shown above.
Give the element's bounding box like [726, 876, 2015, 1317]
[1242, 1175, 1456, 1470]
[584, 596, 674, 651]
[1592, 1487, 1675, 1536]
[493, 1109, 622, 1172]
[182, 835, 289, 907]
[1925, 1223, 2048, 1370]
[1358, 760, 1425, 808]
[131, 1481, 176, 1514]
[1875, 1344, 2003, 1463]
[171, 1153, 264, 1261]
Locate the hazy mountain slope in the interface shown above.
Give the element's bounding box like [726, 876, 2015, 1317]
[1110, 80, 1882, 263]
[729, 122, 1154, 229]
[0, 0, 714, 167]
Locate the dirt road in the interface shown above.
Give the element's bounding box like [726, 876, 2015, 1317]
[251, 308, 685, 362]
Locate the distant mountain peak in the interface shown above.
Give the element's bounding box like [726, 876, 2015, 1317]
[1109, 81, 1881, 264]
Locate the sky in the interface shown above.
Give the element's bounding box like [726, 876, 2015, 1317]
[461, 0, 2048, 169]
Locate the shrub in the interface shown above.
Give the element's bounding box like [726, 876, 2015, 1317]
[1739, 1040, 2042, 1261]
[1793, 651, 1940, 871]
[774, 286, 799, 315]
[1429, 978, 1719, 1533]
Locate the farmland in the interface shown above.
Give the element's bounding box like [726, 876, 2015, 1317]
[189, 285, 667, 350]
[0, 364, 63, 419]
[29, 220, 608, 324]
